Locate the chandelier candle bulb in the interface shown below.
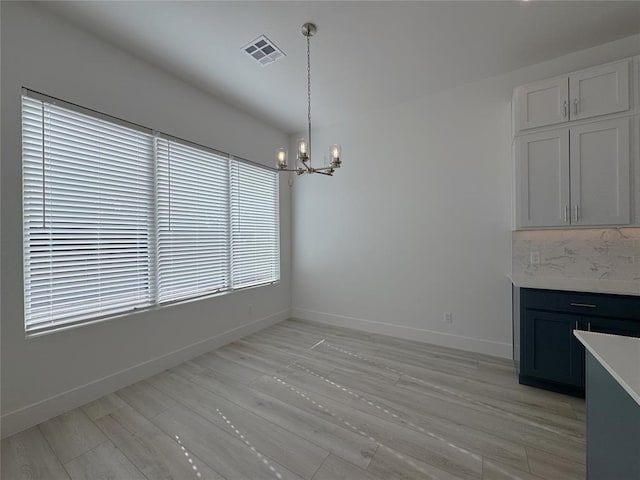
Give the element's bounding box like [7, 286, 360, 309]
[330, 144, 341, 166]
[297, 138, 308, 157]
[277, 148, 288, 169]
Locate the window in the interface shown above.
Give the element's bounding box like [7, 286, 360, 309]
[22, 92, 280, 333]
[22, 96, 155, 331]
[156, 138, 230, 303]
[230, 159, 280, 289]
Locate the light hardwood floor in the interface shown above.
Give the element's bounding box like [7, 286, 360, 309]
[2, 319, 586, 480]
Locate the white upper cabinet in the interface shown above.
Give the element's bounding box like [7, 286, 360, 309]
[515, 118, 630, 229]
[569, 118, 630, 226]
[514, 77, 569, 131]
[516, 129, 570, 228]
[512, 56, 637, 229]
[514, 59, 631, 133]
[569, 60, 630, 122]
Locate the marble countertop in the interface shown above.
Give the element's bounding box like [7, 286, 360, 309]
[574, 331, 640, 406]
[508, 274, 640, 296]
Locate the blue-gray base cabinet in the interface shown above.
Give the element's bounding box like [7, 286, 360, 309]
[519, 288, 640, 397]
[586, 352, 640, 480]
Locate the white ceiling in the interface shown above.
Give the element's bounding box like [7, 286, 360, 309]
[41, 1, 640, 133]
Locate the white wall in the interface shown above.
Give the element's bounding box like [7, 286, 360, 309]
[2, 1, 638, 439]
[0, 2, 291, 437]
[291, 34, 640, 359]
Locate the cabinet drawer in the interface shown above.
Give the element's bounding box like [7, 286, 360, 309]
[522, 288, 640, 321]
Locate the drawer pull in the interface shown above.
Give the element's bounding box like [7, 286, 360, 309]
[570, 302, 596, 308]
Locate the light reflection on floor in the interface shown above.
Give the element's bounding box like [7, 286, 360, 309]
[289, 361, 482, 460]
[272, 372, 480, 479]
[173, 435, 202, 478]
[319, 342, 578, 439]
[215, 408, 284, 480]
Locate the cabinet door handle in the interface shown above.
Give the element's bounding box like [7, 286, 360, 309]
[574, 204, 579, 222]
[573, 98, 579, 115]
[588, 322, 591, 331]
[563, 204, 568, 223]
[570, 302, 597, 308]
[562, 100, 568, 118]
[575, 320, 579, 330]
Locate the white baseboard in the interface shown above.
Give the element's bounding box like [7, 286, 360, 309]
[1, 309, 290, 439]
[292, 307, 512, 359]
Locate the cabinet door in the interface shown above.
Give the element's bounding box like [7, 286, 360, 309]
[585, 317, 640, 338]
[522, 310, 584, 387]
[516, 129, 570, 228]
[515, 76, 569, 131]
[569, 60, 629, 121]
[569, 118, 630, 226]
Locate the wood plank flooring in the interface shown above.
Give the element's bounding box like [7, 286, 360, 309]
[1, 319, 586, 479]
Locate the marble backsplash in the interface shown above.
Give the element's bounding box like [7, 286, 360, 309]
[512, 228, 640, 282]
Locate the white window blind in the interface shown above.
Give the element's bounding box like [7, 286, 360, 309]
[22, 91, 280, 333]
[156, 138, 230, 303]
[230, 159, 280, 289]
[22, 95, 155, 331]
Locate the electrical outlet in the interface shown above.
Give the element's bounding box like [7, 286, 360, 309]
[633, 256, 640, 265]
[530, 251, 540, 265]
[444, 312, 453, 324]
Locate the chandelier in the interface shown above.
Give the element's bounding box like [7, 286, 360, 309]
[276, 23, 342, 176]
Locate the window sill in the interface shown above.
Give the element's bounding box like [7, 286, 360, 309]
[25, 280, 280, 339]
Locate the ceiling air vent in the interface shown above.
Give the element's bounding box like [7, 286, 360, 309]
[242, 35, 285, 66]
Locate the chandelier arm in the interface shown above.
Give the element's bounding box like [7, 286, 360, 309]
[278, 167, 333, 176]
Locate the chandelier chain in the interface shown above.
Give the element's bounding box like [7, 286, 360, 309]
[307, 34, 311, 164]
